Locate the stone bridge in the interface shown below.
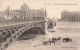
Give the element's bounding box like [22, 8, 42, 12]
[0, 18, 47, 50]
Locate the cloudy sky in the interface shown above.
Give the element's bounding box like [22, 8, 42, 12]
[0, 0, 80, 19]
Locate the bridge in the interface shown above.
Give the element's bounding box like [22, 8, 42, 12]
[0, 18, 47, 50]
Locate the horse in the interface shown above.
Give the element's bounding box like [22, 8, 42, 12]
[51, 37, 61, 45]
[63, 38, 72, 42]
[43, 37, 61, 45]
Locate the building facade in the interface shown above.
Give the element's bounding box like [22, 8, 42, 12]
[56, 10, 80, 33]
[61, 10, 80, 22]
[0, 3, 46, 19]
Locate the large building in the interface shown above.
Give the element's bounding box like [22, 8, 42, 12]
[0, 3, 46, 19]
[61, 10, 80, 22]
[56, 10, 80, 33]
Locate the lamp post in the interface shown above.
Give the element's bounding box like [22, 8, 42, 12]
[45, 3, 46, 18]
[44, 3, 53, 34]
[6, 6, 10, 25]
[44, 3, 48, 34]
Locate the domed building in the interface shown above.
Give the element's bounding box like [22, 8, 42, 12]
[0, 3, 46, 19]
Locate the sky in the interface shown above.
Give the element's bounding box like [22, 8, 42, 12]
[0, 0, 80, 19]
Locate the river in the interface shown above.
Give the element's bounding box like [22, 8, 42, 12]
[6, 29, 80, 50]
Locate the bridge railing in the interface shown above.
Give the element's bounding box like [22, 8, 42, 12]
[0, 18, 46, 27]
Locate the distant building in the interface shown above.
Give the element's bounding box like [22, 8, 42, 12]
[61, 10, 80, 22]
[0, 3, 46, 19]
[56, 10, 80, 33]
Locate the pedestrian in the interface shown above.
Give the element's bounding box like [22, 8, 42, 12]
[49, 38, 52, 45]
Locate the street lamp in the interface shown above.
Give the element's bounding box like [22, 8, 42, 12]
[6, 6, 10, 25]
[44, 3, 51, 20]
[44, 3, 46, 18]
[44, 3, 48, 34]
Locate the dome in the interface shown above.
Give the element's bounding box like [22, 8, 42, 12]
[21, 3, 30, 11]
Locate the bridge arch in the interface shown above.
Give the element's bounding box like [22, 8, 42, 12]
[17, 26, 45, 40]
[23, 27, 45, 34]
[20, 23, 45, 35]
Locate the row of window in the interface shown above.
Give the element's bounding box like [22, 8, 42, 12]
[5, 13, 45, 19]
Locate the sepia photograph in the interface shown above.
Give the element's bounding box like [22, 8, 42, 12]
[0, 0, 80, 50]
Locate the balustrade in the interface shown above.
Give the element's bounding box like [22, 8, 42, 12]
[0, 18, 45, 26]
